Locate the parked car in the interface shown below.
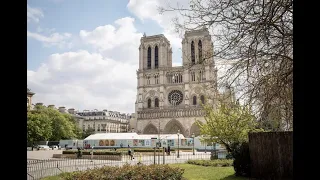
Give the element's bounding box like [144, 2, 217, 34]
[37, 145, 50, 150]
[50, 145, 59, 150]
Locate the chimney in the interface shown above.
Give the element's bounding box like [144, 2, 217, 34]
[58, 107, 66, 113]
[35, 102, 43, 106]
[68, 108, 75, 114]
[48, 105, 55, 109]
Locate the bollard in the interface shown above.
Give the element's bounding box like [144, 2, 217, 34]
[158, 147, 160, 164]
[163, 147, 165, 164]
[91, 147, 94, 162]
[153, 147, 156, 165]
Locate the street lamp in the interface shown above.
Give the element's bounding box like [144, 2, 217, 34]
[192, 133, 195, 155]
[177, 129, 180, 158]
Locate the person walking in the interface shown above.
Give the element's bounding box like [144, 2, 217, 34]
[128, 148, 134, 160]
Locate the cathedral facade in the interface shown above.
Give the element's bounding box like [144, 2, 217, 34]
[135, 28, 218, 138]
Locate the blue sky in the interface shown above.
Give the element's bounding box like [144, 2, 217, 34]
[27, 0, 230, 113]
[27, 0, 166, 70]
[27, 0, 189, 113]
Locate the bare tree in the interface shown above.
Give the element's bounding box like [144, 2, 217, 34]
[160, 0, 293, 131]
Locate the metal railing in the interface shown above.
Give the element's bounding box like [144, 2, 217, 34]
[27, 151, 227, 180]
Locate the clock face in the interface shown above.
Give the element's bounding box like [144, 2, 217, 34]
[168, 90, 184, 106]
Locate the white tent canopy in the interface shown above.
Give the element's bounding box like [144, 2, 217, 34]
[84, 133, 186, 140]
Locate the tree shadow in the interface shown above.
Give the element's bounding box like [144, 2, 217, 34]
[220, 175, 249, 180]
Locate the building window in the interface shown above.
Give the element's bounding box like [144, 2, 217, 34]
[147, 76, 151, 85]
[193, 96, 197, 105]
[191, 72, 195, 82]
[199, 70, 205, 81]
[147, 47, 151, 69]
[191, 41, 195, 65]
[198, 40, 202, 63]
[155, 98, 159, 108]
[148, 99, 152, 108]
[155, 74, 159, 84]
[82, 124, 85, 130]
[201, 95, 205, 104]
[155, 46, 159, 69]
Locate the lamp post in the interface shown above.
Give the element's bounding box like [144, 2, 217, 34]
[205, 141, 207, 153]
[201, 135, 207, 153]
[192, 133, 195, 155]
[177, 129, 180, 158]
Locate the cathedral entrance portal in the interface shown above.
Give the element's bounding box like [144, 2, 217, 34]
[163, 119, 185, 136]
[143, 123, 158, 134]
[190, 122, 201, 137]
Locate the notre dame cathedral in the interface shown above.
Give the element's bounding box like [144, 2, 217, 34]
[135, 28, 229, 137]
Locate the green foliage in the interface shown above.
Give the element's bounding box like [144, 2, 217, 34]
[81, 127, 95, 139]
[27, 111, 52, 142]
[231, 142, 251, 177]
[59, 164, 184, 180]
[197, 99, 263, 152]
[27, 105, 81, 143]
[187, 159, 233, 167]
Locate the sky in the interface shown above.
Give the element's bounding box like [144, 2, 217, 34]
[27, 0, 230, 114]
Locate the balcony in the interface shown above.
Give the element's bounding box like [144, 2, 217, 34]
[137, 105, 205, 119]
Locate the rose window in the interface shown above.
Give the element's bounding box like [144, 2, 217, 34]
[168, 90, 183, 106]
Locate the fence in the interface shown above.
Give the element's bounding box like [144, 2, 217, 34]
[27, 151, 227, 180]
[248, 131, 293, 179]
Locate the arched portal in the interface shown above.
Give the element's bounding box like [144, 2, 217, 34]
[143, 123, 158, 134]
[164, 119, 185, 136]
[190, 122, 201, 136]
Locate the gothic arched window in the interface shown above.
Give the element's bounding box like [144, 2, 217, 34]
[147, 47, 151, 69]
[193, 96, 197, 105]
[155, 46, 158, 69]
[200, 95, 205, 104]
[198, 40, 202, 63]
[148, 99, 152, 108]
[191, 41, 195, 64]
[155, 98, 159, 108]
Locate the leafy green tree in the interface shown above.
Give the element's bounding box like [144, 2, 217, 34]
[82, 127, 95, 139]
[197, 99, 262, 153]
[27, 110, 52, 143]
[27, 105, 82, 143]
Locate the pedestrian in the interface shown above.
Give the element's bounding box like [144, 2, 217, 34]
[77, 147, 82, 158]
[128, 148, 134, 160]
[168, 145, 171, 155]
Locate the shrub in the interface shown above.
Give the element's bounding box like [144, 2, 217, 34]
[60, 164, 184, 180]
[187, 159, 233, 167]
[226, 153, 233, 159]
[231, 142, 251, 177]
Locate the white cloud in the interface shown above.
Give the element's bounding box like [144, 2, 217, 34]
[27, 4, 44, 23]
[127, 0, 190, 49]
[28, 50, 138, 113]
[27, 30, 73, 49]
[28, 17, 143, 113]
[79, 17, 142, 64]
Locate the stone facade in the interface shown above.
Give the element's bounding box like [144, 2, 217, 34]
[71, 109, 132, 134]
[135, 28, 219, 137]
[27, 89, 35, 110]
